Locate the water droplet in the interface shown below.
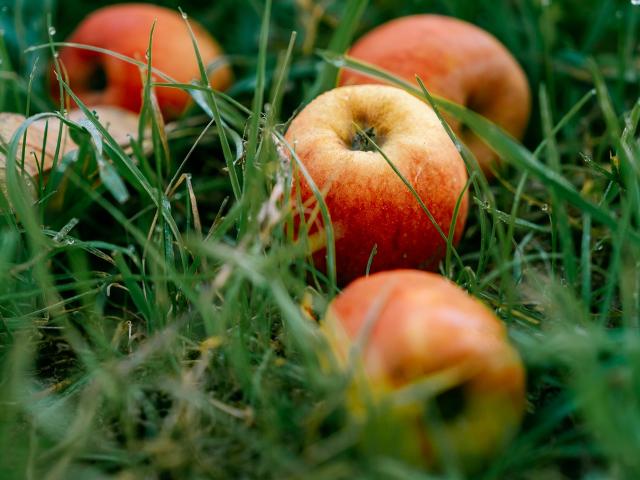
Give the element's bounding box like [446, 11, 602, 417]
[53, 52, 59, 58]
[541, 203, 549, 212]
[332, 58, 346, 68]
[181, 11, 188, 19]
[48, 26, 56, 36]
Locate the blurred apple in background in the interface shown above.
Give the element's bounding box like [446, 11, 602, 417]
[51, 3, 232, 120]
[340, 15, 531, 176]
[322, 269, 526, 470]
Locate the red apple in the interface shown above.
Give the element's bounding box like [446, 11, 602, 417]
[52, 3, 232, 120]
[322, 269, 526, 469]
[339, 14, 531, 176]
[284, 84, 468, 285]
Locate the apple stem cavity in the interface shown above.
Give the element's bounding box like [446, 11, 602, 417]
[88, 63, 108, 92]
[351, 125, 378, 153]
[433, 384, 467, 421]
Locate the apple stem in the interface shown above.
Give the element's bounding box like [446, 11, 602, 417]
[351, 126, 377, 152]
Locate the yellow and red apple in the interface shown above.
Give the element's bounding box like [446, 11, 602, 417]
[284, 84, 468, 284]
[339, 15, 531, 176]
[52, 3, 232, 120]
[322, 269, 526, 469]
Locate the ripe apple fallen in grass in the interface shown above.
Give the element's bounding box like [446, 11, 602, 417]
[322, 270, 526, 470]
[284, 84, 468, 285]
[52, 3, 232, 120]
[339, 14, 531, 176]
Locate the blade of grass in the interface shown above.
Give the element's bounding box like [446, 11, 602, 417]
[179, 7, 241, 202]
[540, 84, 577, 285]
[306, 0, 369, 101]
[273, 131, 337, 292]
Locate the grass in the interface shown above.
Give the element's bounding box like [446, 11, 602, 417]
[1, 0, 640, 478]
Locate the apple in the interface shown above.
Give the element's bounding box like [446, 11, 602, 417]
[284, 84, 468, 285]
[0, 113, 65, 200]
[52, 3, 232, 120]
[322, 269, 526, 470]
[0, 107, 141, 203]
[339, 14, 531, 176]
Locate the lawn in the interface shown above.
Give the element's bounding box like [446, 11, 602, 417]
[1, 0, 640, 478]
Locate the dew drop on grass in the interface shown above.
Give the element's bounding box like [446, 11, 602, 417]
[181, 11, 188, 19]
[541, 203, 550, 212]
[331, 58, 346, 68]
[48, 26, 56, 36]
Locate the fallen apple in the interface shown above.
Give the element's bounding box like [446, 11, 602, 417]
[52, 3, 232, 120]
[284, 84, 468, 285]
[339, 14, 531, 176]
[322, 269, 526, 470]
[0, 107, 141, 205]
[0, 113, 67, 200]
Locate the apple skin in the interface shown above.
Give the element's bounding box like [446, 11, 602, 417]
[322, 269, 526, 469]
[52, 3, 232, 120]
[284, 84, 468, 285]
[339, 14, 531, 176]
